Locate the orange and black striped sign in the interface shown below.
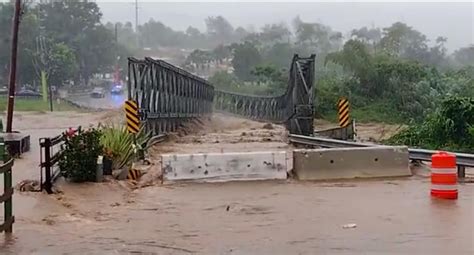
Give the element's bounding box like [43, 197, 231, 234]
[338, 97, 350, 127]
[124, 100, 140, 133]
[127, 168, 142, 180]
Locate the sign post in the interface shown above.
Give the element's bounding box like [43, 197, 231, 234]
[338, 97, 350, 128]
[124, 100, 140, 134]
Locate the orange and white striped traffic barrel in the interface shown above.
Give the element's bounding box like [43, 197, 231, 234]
[431, 152, 458, 199]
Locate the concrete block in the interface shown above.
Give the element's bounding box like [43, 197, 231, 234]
[293, 146, 411, 180]
[162, 151, 287, 182]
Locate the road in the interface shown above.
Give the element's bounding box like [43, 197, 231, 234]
[1, 111, 473, 254]
[67, 93, 127, 110]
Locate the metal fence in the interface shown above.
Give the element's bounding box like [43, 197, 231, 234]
[39, 128, 78, 194]
[128, 57, 214, 134]
[0, 138, 14, 233]
[214, 54, 316, 136]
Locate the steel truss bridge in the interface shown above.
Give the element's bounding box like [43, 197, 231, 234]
[128, 54, 316, 136]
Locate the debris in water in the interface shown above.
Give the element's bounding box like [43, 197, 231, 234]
[16, 179, 40, 192]
[342, 223, 357, 229]
[262, 123, 274, 130]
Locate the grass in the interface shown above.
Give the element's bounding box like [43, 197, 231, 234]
[318, 104, 405, 124]
[0, 97, 80, 112]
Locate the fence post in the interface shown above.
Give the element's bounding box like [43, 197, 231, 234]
[0, 137, 13, 233]
[44, 138, 53, 194]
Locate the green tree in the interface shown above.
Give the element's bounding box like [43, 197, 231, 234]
[426, 36, 448, 68]
[351, 26, 381, 52]
[325, 39, 374, 88]
[234, 26, 249, 41]
[32, 40, 78, 88]
[105, 21, 137, 50]
[263, 42, 294, 69]
[47, 43, 78, 87]
[231, 42, 262, 81]
[39, 0, 116, 84]
[260, 23, 291, 44]
[251, 64, 287, 94]
[452, 45, 474, 68]
[139, 18, 187, 48]
[212, 44, 231, 64]
[0, 3, 40, 87]
[379, 22, 429, 61]
[205, 16, 234, 45]
[208, 71, 238, 90]
[293, 16, 342, 56]
[388, 96, 474, 152]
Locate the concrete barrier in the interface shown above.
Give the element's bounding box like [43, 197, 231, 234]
[293, 146, 411, 180]
[161, 151, 287, 182]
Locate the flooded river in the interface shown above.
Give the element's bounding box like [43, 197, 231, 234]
[1, 177, 473, 254]
[1, 111, 473, 254]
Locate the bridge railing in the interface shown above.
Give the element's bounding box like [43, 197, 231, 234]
[214, 91, 288, 123]
[128, 54, 315, 136]
[214, 54, 316, 136]
[128, 57, 214, 134]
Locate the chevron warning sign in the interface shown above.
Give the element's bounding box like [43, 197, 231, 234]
[124, 100, 140, 133]
[127, 168, 142, 180]
[338, 97, 350, 127]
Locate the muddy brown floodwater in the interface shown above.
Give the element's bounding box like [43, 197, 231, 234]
[1, 111, 473, 254]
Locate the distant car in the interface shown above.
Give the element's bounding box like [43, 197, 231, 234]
[0, 86, 7, 95]
[90, 87, 105, 98]
[110, 84, 124, 95]
[16, 89, 41, 98]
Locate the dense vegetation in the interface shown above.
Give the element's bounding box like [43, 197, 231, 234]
[387, 97, 474, 153]
[59, 128, 103, 182]
[1, 2, 472, 152]
[201, 21, 473, 124]
[0, 1, 127, 88]
[59, 125, 151, 182]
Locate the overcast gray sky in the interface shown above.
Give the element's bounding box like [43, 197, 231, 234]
[98, 1, 473, 51]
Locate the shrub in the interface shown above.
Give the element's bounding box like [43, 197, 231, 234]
[99, 124, 151, 170]
[387, 96, 474, 152]
[59, 128, 103, 182]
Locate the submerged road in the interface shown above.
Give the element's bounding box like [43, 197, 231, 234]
[3, 176, 473, 254]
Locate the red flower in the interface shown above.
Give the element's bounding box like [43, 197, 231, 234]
[66, 128, 76, 138]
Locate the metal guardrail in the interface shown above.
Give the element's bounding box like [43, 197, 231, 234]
[288, 134, 474, 169]
[314, 120, 355, 141]
[408, 149, 474, 168]
[289, 134, 370, 148]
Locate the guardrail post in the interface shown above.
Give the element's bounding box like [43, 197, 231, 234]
[457, 166, 465, 179]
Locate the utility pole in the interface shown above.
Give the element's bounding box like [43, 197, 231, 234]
[135, 0, 139, 48]
[6, 0, 22, 133]
[115, 23, 118, 43]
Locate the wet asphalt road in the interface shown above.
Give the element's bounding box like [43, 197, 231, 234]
[67, 93, 127, 110]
